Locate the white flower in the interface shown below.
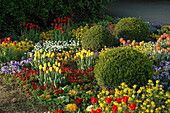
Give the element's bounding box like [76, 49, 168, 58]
[86, 105, 94, 112]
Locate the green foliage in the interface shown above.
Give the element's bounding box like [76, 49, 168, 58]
[0, 47, 25, 63]
[0, 0, 115, 38]
[94, 47, 154, 89]
[81, 25, 115, 51]
[114, 17, 150, 42]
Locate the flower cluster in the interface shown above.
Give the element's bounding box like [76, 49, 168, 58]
[75, 48, 95, 69]
[39, 30, 54, 40]
[0, 58, 32, 75]
[19, 23, 40, 42]
[51, 16, 74, 41]
[152, 61, 170, 91]
[0, 39, 34, 51]
[32, 39, 80, 52]
[70, 24, 90, 40]
[90, 80, 170, 113]
[20, 23, 40, 30]
[120, 33, 170, 63]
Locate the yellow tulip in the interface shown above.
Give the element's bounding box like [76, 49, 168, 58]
[39, 65, 42, 70]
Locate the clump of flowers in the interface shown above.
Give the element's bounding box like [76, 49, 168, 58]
[70, 24, 90, 40]
[19, 23, 40, 42]
[0, 38, 34, 63]
[51, 15, 74, 41]
[152, 61, 170, 91]
[39, 30, 54, 40]
[161, 25, 170, 34]
[74, 48, 95, 69]
[65, 103, 78, 112]
[0, 58, 32, 75]
[90, 80, 170, 113]
[32, 39, 80, 52]
[120, 33, 170, 64]
[0, 38, 34, 52]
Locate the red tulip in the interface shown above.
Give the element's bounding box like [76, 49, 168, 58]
[74, 98, 83, 103]
[116, 97, 122, 103]
[129, 103, 137, 110]
[0, 39, 2, 43]
[53, 19, 57, 22]
[62, 31, 66, 33]
[54, 110, 63, 113]
[91, 108, 102, 113]
[112, 105, 118, 111]
[63, 23, 67, 25]
[123, 96, 129, 103]
[51, 23, 54, 26]
[126, 111, 131, 113]
[105, 97, 113, 104]
[58, 26, 63, 30]
[91, 97, 97, 104]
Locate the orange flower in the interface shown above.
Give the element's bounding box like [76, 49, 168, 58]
[135, 42, 139, 45]
[127, 40, 131, 43]
[155, 43, 161, 47]
[122, 40, 126, 45]
[167, 42, 170, 46]
[119, 38, 124, 42]
[161, 48, 166, 53]
[45, 95, 52, 99]
[65, 104, 78, 111]
[167, 48, 170, 52]
[158, 38, 162, 41]
[166, 36, 170, 40]
[156, 47, 160, 50]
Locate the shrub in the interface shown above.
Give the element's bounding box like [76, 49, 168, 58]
[81, 25, 116, 51]
[114, 17, 150, 42]
[94, 47, 154, 89]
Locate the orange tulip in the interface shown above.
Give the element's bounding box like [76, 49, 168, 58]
[166, 36, 170, 41]
[135, 42, 139, 45]
[167, 42, 170, 46]
[167, 48, 170, 52]
[122, 40, 126, 45]
[155, 43, 161, 47]
[119, 38, 124, 42]
[127, 40, 131, 43]
[156, 47, 160, 50]
[158, 38, 162, 41]
[161, 48, 166, 53]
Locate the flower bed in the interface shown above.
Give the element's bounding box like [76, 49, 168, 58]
[0, 16, 170, 113]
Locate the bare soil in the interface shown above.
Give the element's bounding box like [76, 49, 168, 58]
[0, 76, 48, 113]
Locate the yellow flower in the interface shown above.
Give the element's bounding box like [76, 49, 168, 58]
[156, 80, 160, 84]
[43, 66, 46, 71]
[30, 53, 33, 57]
[39, 65, 42, 70]
[46, 70, 49, 74]
[49, 67, 53, 72]
[68, 89, 78, 95]
[86, 90, 93, 94]
[105, 90, 109, 95]
[65, 104, 78, 111]
[133, 85, 137, 89]
[148, 80, 153, 83]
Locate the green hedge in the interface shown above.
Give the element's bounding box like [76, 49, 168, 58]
[0, 0, 115, 38]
